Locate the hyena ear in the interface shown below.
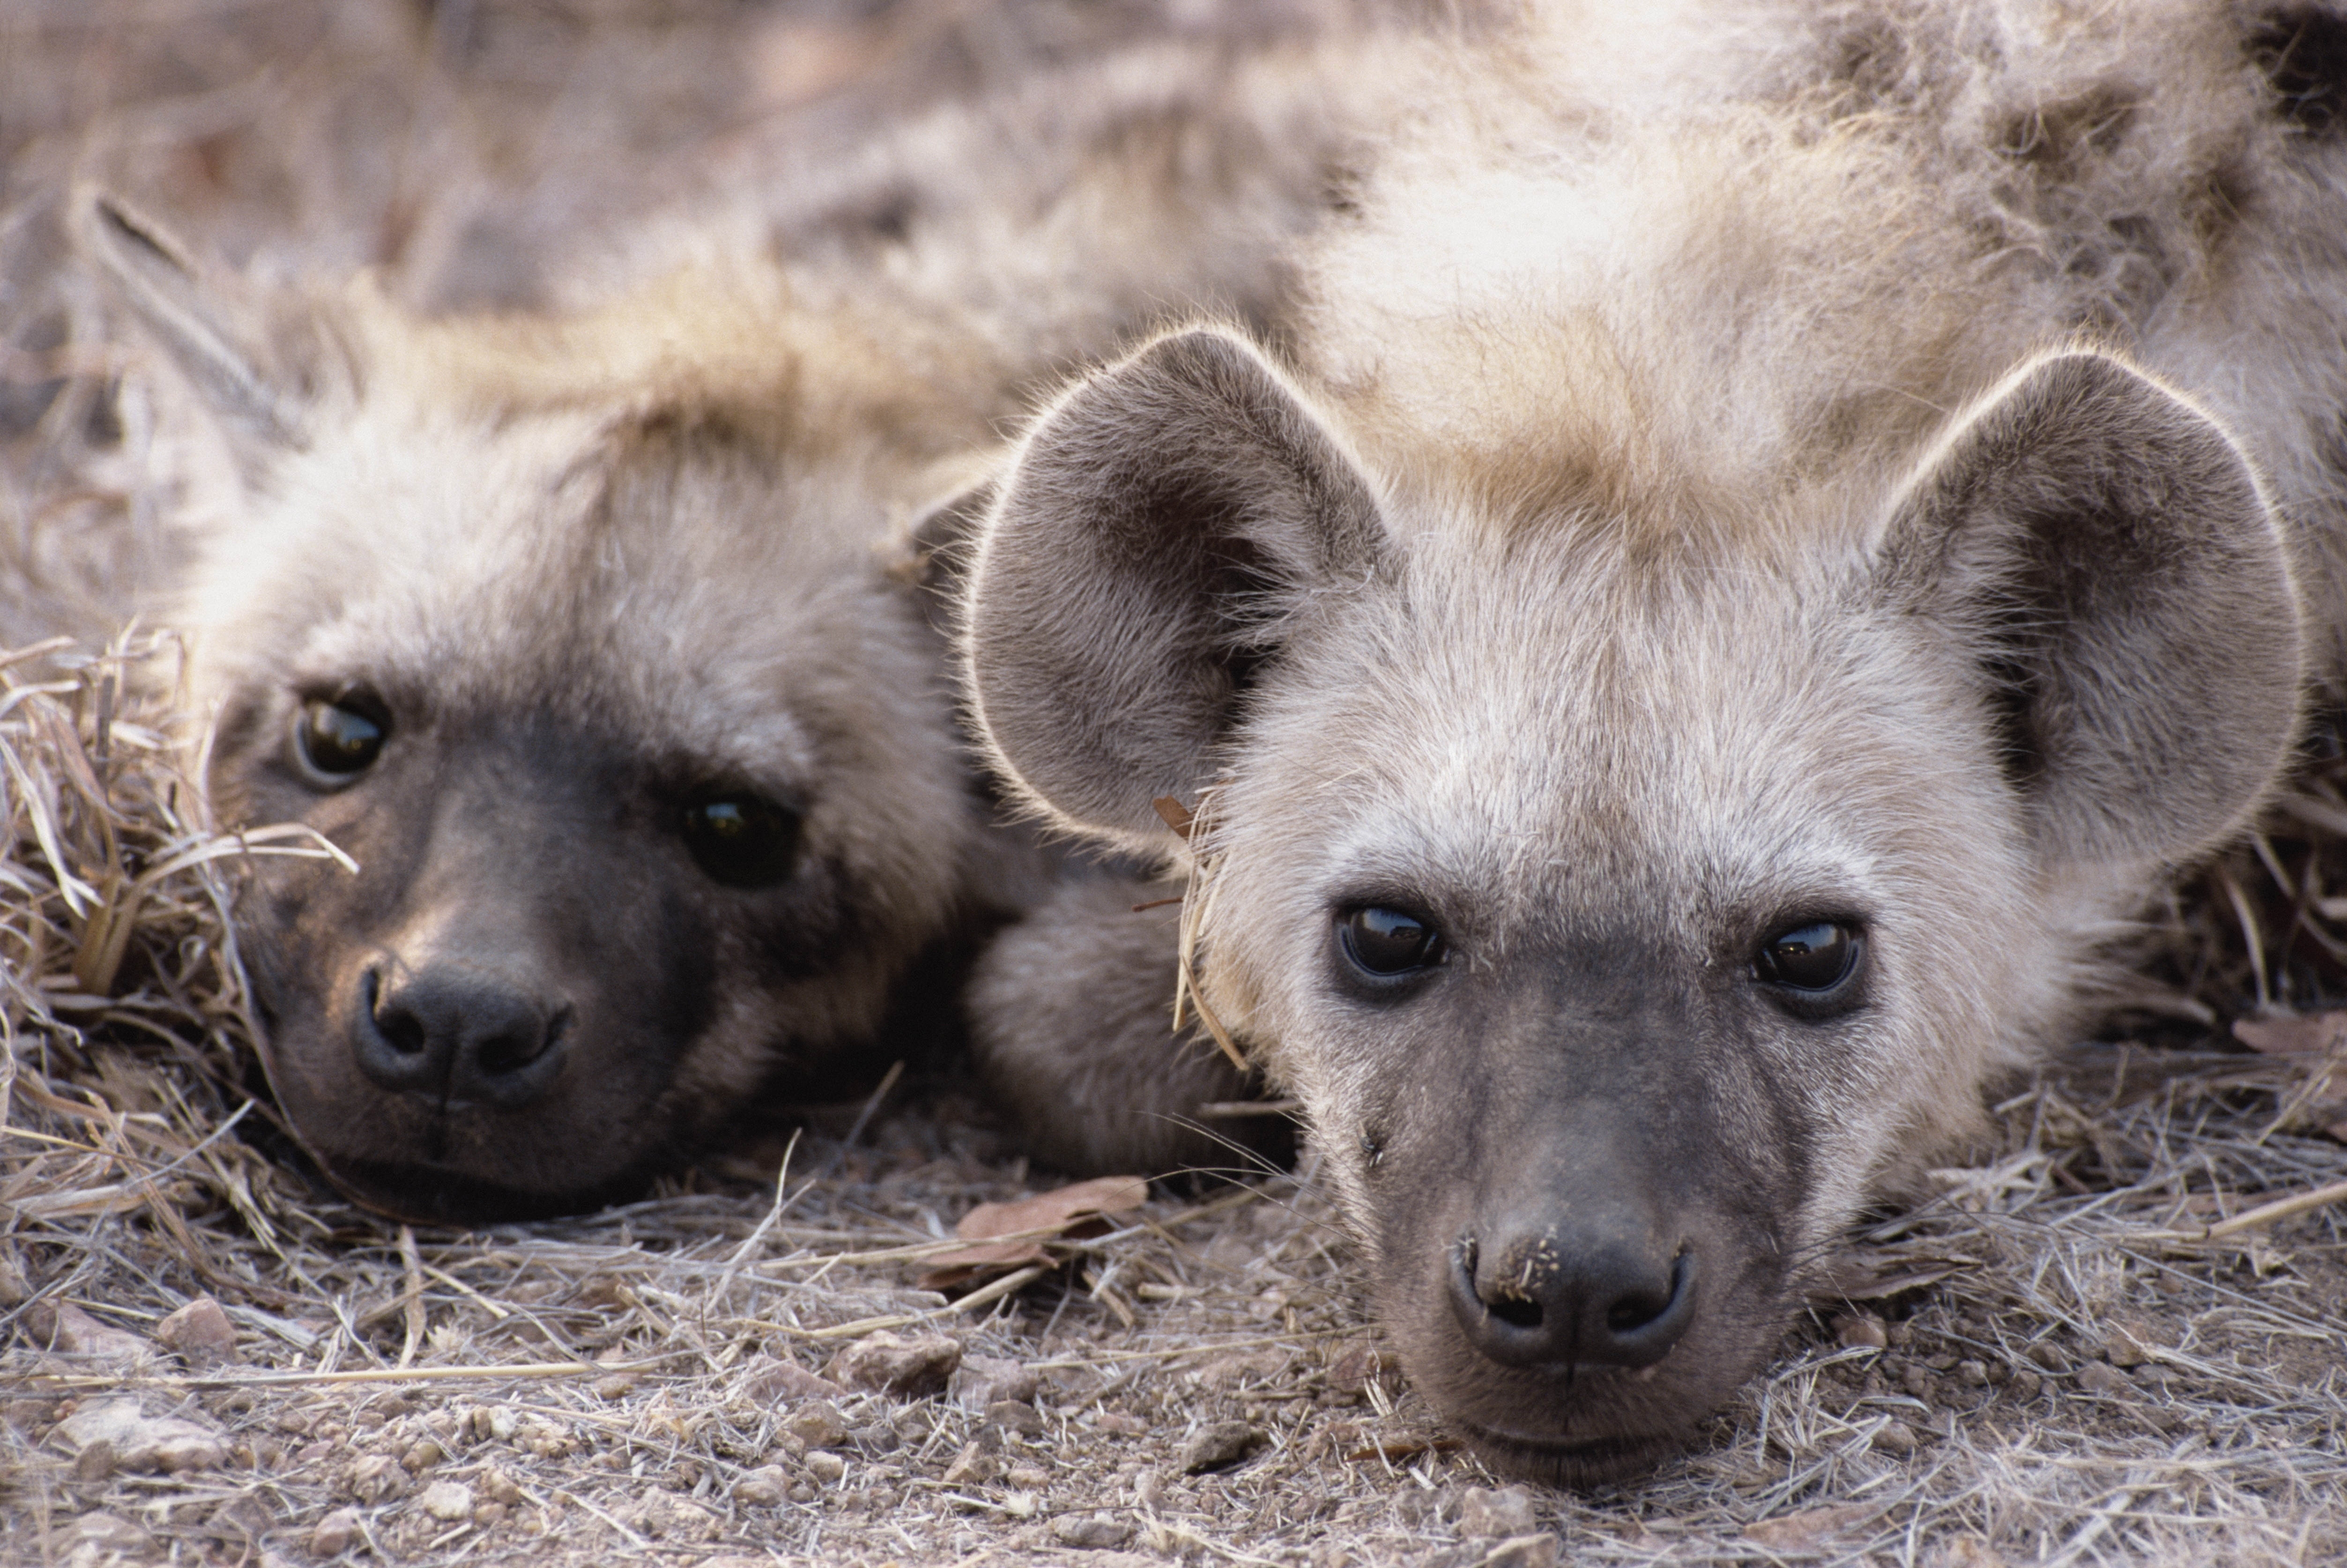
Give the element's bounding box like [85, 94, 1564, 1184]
[964, 327, 1382, 850]
[1880, 349, 2302, 870]
[73, 187, 320, 455]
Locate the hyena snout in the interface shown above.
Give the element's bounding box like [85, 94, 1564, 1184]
[1448, 1201, 1696, 1370]
[350, 954, 573, 1109]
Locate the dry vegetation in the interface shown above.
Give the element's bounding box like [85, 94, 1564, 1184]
[3, 4, 2345, 1566]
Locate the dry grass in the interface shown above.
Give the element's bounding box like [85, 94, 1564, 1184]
[4, 5, 2345, 1566]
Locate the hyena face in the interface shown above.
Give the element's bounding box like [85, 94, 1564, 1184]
[962, 331, 2299, 1480]
[84, 197, 969, 1220]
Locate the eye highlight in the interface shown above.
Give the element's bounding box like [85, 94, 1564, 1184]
[681, 793, 801, 889]
[1338, 905, 1445, 979]
[1752, 921, 1860, 993]
[293, 695, 390, 783]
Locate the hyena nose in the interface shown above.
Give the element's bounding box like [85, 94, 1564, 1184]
[353, 961, 571, 1109]
[1446, 1220, 1697, 1370]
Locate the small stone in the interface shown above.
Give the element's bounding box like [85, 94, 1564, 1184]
[310, 1508, 363, 1556]
[153, 1297, 239, 1365]
[61, 1512, 157, 1560]
[1956, 1359, 1990, 1388]
[475, 1501, 509, 1528]
[347, 1452, 409, 1503]
[1458, 1485, 1539, 1539]
[1007, 1462, 1052, 1489]
[1871, 1421, 1917, 1456]
[1179, 1420, 1265, 1475]
[2075, 1361, 2131, 1398]
[26, 1302, 149, 1366]
[985, 1399, 1047, 1437]
[478, 1464, 524, 1505]
[418, 1479, 473, 1522]
[804, 1450, 848, 1484]
[1052, 1513, 1136, 1548]
[736, 1465, 791, 1505]
[1096, 1411, 1147, 1436]
[74, 1438, 117, 1483]
[1834, 1312, 1889, 1352]
[206, 1497, 273, 1545]
[1483, 1534, 1561, 1568]
[1134, 1470, 1168, 1510]
[629, 1493, 718, 1542]
[485, 1406, 519, 1441]
[943, 1442, 1000, 1487]
[824, 1330, 963, 1398]
[950, 1354, 1040, 1411]
[401, 1438, 446, 1472]
[741, 1355, 847, 1403]
[2102, 1320, 2156, 1369]
[784, 1401, 849, 1450]
[2008, 1369, 2043, 1401]
[592, 1373, 639, 1400]
[55, 1397, 227, 1473]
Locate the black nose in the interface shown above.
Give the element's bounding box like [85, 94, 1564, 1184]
[353, 960, 570, 1109]
[1446, 1219, 1696, 1369]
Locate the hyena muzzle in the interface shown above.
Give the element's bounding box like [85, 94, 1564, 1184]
[959, 0, 2347, 1482]
[74, 20, 1421, 1221]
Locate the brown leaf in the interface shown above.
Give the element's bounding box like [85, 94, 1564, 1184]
[918, 1175, 1149, 1290]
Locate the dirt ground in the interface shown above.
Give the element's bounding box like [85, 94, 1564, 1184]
[4, 4, 2345, 1566]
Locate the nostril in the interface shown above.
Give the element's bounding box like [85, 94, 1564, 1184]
[471, 1003, 568, 1079]
[367, 968, 430, 1058]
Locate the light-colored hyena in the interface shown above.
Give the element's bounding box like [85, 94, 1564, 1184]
[960, 0, 2347, 1481]
[75, 22, 1426, 1222]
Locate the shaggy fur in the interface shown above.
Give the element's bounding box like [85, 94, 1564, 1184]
[78, 21, 1426, 1220]
[959, 0, 2346, 1483]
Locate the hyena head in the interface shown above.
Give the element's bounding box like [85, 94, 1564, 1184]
[962, 328, 2301, 1481]
[82, 194, 973, 1221]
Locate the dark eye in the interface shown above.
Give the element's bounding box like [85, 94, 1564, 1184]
[294, 697, 388, 782]
[1753, 921, 1859, 991]
[682, 793, 801, 889]
[1339, 906, 1445, 978]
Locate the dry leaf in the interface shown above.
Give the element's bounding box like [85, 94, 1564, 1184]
[918, 1175, 1148, 1290]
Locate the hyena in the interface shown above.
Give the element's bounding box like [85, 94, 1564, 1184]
[77, 23, 1421, 1222]
[960, 0, 2347, 1481]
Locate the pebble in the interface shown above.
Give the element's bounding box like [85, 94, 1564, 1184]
[784, 1401, 849, 1451]
[26, 1302, 149, 1367]
[310, 1508, 363, 1556]
[62, 1512, 157, 1560]
[824, 1330, 963, 1398]
[1007, 1463, 1052, 1489]
[55, 1398, 227, 1474]
[153, 1297, 238, 1365]
[1051, 1513, 1136, 1548]
[804, 1450, 848, 1484]
[401, 1438, 446, 1472]
[346, 1452, 409, 1503]
[1178, 1420, 1265, 1475]
[418, 1479, 473, 1522]
[742, 1356, 847, 1404]
[735, 1465, 791, 1505]
[951, 1354, 1040, 1411]
[943, 1443, 999, 1487]
[2075, 1361, 2132, 1398]
[985, 1399, 1046, 1438]
[1871, 1421, 1917, 1456]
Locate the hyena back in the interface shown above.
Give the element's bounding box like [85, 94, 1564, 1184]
[961, 1, 2344, 1481]
[79, 25, 1421, 1220]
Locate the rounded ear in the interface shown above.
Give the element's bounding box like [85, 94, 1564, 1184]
[962, 327, 1383, 851]
[73, 186, 322, 458]
[1878, 349, 2302, 870]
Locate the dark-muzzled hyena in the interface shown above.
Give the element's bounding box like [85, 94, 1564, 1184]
[75, 18, 1425, 1222]
[960, 1, 2347, 1481]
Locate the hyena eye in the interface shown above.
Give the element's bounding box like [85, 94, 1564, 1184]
[1339, 905, 1445, 978]
[681, 793, 801, 889]
[1753, 921, 1859, 992]
[293, 696, 389, 782]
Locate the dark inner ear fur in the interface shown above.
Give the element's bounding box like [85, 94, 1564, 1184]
[1881, 349, 2302, 869]
[965, 326, 1382, 845]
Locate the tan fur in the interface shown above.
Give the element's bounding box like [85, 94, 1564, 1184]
[960, 0, 2340, 1481]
